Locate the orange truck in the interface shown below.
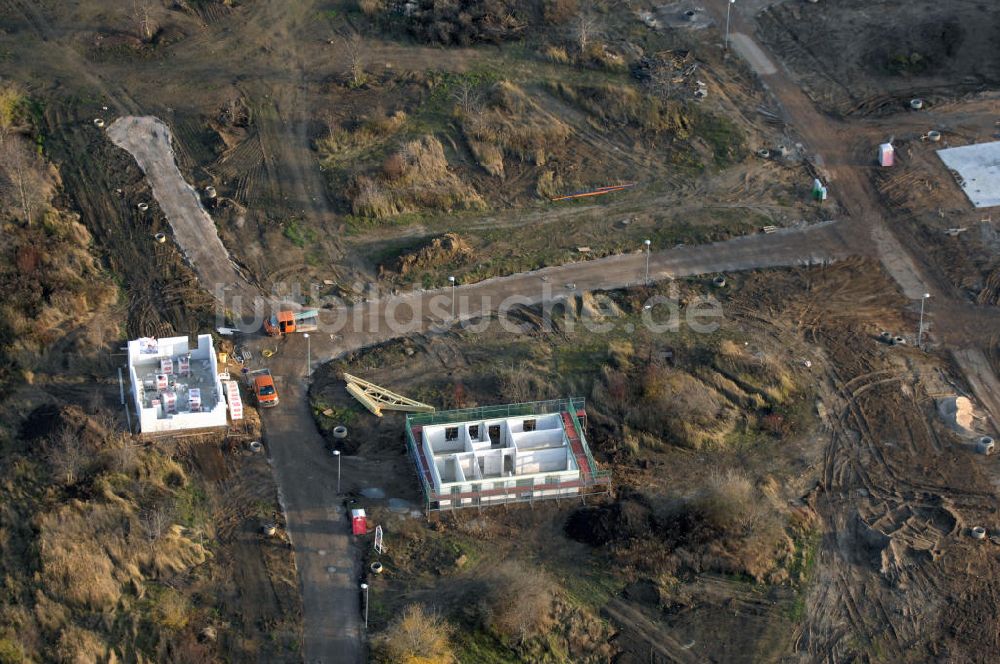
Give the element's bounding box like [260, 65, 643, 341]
[263, 309, 319, 337]
[250, 369, 279, 408]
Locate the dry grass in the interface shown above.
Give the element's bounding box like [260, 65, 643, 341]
[349, 135, 485, 219]
[373, 604, 454, 664]
[151, 587, 192, 631]
[54, 624, 106, 664]
[0, 83, 25, 136]
[535, 170, 564, 199]
[37, 502, 132, 611]
[623, 365, 738, 449]
[550, 81, 692, 136]
[459, 81, 570, 177]
[317, 110, 407, 165]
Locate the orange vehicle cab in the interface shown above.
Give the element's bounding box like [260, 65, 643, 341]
[252, 370, 279, 407]
[264, 311, 296, 337]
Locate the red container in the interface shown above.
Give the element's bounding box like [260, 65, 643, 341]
[351, 509, 367, 536]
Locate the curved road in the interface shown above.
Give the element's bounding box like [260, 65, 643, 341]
[249, 218, 855, 664]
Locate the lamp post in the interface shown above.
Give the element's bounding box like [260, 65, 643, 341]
[303, 333, 310, 375]
[643, 239, 651, 284]
[725, 0, 735, 51]
[360, 583, 369, 629]
[448, 275, 456, 319]
[333, 449, 341, 493]
[917, 292, 930, 348]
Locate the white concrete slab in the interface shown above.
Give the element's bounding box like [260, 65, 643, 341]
[937, 141, 1000, 208]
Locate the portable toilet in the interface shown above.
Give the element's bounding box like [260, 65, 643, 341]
[351, 509, 367, 536]
[812, 178, 823, 200]
[878, 143, 894, 167]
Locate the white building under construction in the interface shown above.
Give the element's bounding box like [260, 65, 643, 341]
[128, 335, 237, 434]
[405, 399, 609, 511]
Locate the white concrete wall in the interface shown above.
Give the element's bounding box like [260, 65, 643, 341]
[515, 447, 570, 474]
[508, 413, 561, 433]
[129, 334, 226, 434]
[511, 428, 564, 449]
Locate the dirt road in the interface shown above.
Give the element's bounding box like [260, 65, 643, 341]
[108, 116, 254, 307]
[702, 1, 1000, 659]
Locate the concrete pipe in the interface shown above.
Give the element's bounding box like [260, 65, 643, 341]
[370, 562, 384, 574]
[712, 276, 727, 288]
[137, 202, 149, 212]
[757, 148, 771, 159]
[684, 9, 696, 21]
[205, 186, 217, 199]
[879, 331, 892, 341]
[894, 336, 906, 345]
[333, 426, 348, 440]
[971, 526, 987, 540]
[154, 232, 166, 244]
[927, 130, 942, 142]
[977, 436, 995, 455]
[93, 118, 105, 128]
[261, 523, 277, 537]
[910, 99, 924, 110]
[249, 441, 263, 453]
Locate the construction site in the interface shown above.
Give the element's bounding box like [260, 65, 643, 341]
[2, 0, 1000, 663]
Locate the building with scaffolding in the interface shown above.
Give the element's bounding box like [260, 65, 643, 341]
[405, 398, 610, 512]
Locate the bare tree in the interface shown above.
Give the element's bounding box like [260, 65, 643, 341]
[574, 12, 599, 53]
[133, 0, 155, 42]
[341, 33, 367, 88]
[48, 427, 87, 485]
[140, 504, 171, 542]
[0, 139, 49, 226]
[451, 80, 483, 117]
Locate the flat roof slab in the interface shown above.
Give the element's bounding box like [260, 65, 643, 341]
[938, 141, 1000, 208]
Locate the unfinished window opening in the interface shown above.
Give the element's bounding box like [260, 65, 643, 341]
[469, 424, 480, 440]
[523, 419, 537, 432]
[445, 426, 459, 441]
[489, 424, 501, 447]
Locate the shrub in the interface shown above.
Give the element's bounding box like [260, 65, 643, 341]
[372, 604, 454, 664]
[152, 587, 191, 631]
[348, 136, 484, 220]
[477, 562, 555, 642]
[357, 0, 385, 17]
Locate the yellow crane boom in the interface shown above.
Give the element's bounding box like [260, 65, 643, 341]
[342, 372, 435, 417]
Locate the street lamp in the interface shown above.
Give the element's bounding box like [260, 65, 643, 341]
[303, 333, 311, 375]
[360, 583, 369, 629]
[643, 239, 651, 284]
[725, 0, 736, 51]
[917, 292, 930, 348]
[448, 275, 456, 319]
[333, 449, 341, 493]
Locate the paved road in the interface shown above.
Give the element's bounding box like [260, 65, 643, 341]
[258, 360, 362, 664]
